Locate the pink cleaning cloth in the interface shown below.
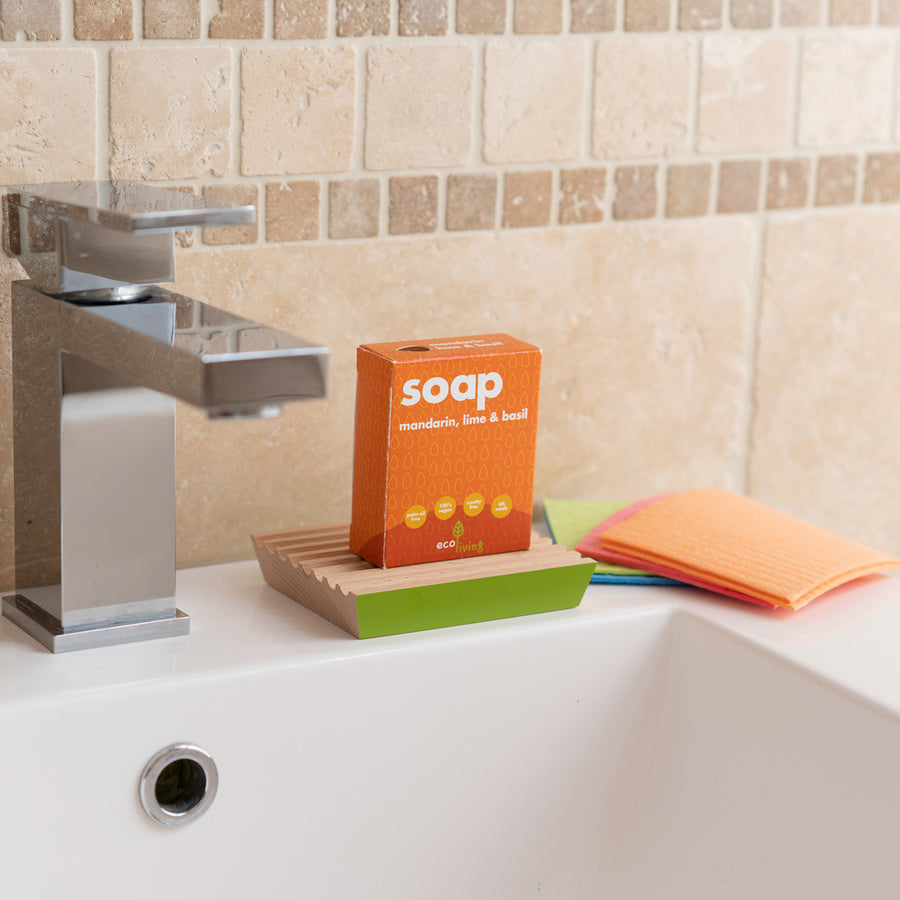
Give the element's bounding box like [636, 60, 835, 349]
[576, 488, 900, 611]
[577, 493, 777, 607]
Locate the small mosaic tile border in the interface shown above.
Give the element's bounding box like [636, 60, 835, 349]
[6, 0, 900, 42]
[6, 2, 900, 247]
[183, 151, 900, 246]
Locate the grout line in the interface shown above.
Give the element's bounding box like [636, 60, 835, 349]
[855, 149, 866, 204]
[230, 43, 243, 182]
[446, 0, 457, 34]
[772, 0, 783, 28]
[352, 41, 367, 172]
[379, 173, 389, 237]
[581, 37, 595, 160]
[96, 45, 112, 181]
[59, 0, 74, 41]
[739, 213, 768, 497]
[689, 33, 702, 155]
[321, 176, 331, 240]
[471, 39, 486, 169]
[889, 28, 900, 144]
[788, 31, 802, 149]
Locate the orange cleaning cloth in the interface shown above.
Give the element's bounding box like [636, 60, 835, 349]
[576, 488, 900, 610]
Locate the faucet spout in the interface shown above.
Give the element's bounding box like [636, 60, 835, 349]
[60, 287, 328, 415]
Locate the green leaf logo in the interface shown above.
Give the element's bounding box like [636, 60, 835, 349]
[452, 520, 464, 539]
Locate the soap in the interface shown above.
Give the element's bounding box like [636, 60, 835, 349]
[350, 334, 541, 568]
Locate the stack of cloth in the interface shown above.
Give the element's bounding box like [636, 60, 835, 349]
[546, 488, 900, 611]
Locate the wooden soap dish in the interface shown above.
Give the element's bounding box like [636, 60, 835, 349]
[252, 524, 596, 639]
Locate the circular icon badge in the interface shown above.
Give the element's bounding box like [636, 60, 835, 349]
[405, 505, 427, 529]
[463, 493, 485, 516]
[434, 496, 456, 520]
[491, 494, 512, 519]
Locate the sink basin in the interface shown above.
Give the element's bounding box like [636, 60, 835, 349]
[2, 562, 900, 898]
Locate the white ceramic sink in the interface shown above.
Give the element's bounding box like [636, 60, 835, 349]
[2, 562, 900, 898]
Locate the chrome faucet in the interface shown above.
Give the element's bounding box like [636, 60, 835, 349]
[1, 182, 328, 652]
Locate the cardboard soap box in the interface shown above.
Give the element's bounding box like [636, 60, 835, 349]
[350, 334, 541, 568]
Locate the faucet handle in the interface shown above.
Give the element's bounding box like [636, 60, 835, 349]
[3, 181, 255, 302]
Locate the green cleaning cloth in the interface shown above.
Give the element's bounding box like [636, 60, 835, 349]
[542, 498, 680, 585]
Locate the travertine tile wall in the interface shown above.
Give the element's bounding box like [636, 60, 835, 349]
[2, 0, 900, 586]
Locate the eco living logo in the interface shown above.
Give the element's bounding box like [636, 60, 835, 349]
[451, 519, 483, 556]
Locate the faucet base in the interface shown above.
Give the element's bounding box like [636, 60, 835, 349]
[1, 595, 190, 653]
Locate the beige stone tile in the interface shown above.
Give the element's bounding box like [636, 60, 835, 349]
[780, 0, 820, 24]
[275, 0, 328, 38]
[266, 181, 320, 241]
[366, 46, 472, 170]
[241, 47, 355, 176]
[751, 210, 900, 553]
[74, 0, 133, 39]
[666, 164, 711, 217]
[560, 167, 606, 225]
[336, 0, 389, 35]
[446, 174, 497, 231]
[399, 0, 448, 34]
[110, 49, 230, 180]
[799, 35, 892, 148]
[765, 158, 810, 209]
[625, 0, 669, 29]
[0, 49, 96, 185]
[730, 0, 773, 27]
[830, 0, 872, 23]
[484, 41, 584, 164]
[679, 0, 722, 28]
[210, 0, 265, 37]
[169, 218, 755, 565]
[594, 37, 691, 159]
[0, 0, 60, 39]
[572, 0, 616, 30]
[202, 184, 259, 245]
[514, 0, 562, 32]
[698, 35, 792, 153]
[328, 179, 379, 239]
[717, 159, 761, 213]
[456, 0, 506, 34]
[863, 153, 900, 204]
[880, 0, 900, 23]
[457, 0, 506, 31]
[143, 0, 200, 38]
[502, 171, 552, 227]
[613, 165, 658, 219]
[389, 176, 438, 235]
[815, 155, 857, 207]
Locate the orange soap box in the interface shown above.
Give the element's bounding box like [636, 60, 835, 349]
[350, 334, 541, 568]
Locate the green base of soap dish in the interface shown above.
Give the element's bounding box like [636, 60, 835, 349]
[252, 524, 596, 639]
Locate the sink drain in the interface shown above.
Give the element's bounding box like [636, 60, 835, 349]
[139, 744, 218, 826]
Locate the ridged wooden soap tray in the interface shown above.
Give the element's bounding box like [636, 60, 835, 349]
[252, 524, 596, 639]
